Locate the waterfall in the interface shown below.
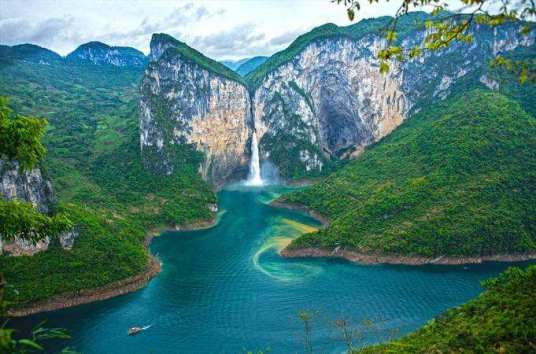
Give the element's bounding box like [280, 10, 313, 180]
[246, 131, 263, 186]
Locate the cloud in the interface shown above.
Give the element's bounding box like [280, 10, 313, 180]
[0, 0, 328, 59]
[100, 3, 221, 53]
[0, 17, 70, 45]
[189, 23, 266, 57]
[268, 30, 303, 46]
[0, 2, 221, 55]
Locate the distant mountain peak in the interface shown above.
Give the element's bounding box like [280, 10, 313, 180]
[66, 41, 147, 67]
[0, 43, 61, 64]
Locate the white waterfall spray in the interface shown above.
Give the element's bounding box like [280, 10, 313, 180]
[246, 131, 263, 186]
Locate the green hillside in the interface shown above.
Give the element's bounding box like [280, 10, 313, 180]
[0, 51, 215, 306]
[282, 91, 536, 258]
[357, 265, 536, 353]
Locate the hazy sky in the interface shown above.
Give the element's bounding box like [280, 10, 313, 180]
[0, 0, 468, 60]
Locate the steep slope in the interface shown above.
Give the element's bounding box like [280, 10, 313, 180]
[236, 56, 268, 76]
[248, 12, 535, 179]
[0, 42, 215, 308]
[139, 33, 252, 185]
[281, 91, 536, 261]
[357, 265, 536, 353]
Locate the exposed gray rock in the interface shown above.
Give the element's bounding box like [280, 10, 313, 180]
[253, 22, 533, 177]
[0, 160, 76, 255]
[0, 160, 54, 213]
[59, 230, 78, 250]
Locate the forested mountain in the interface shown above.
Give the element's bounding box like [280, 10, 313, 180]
[281, 91, 536, 260]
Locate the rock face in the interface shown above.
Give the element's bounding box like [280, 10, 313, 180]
[0, 160, 54, 213]
[139, 34, 252, 186]
[0, 160, 76, 255]
[252, 21, 534, 178]
[253, 36, 406, 176]
[66, 41, 147, 67]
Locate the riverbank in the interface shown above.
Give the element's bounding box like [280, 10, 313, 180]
[8, 255, 161, 317]
[8, 215, 218, 317]
[271, 200, 536, 266]
[280, 247, 536, 265]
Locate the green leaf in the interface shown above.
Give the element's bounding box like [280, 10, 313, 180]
[18, 339, 44, 350]
[347, 8, 355, 21]
[379, 61, 389, 74]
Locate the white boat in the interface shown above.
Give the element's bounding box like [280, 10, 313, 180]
[128, 325, 151, 336]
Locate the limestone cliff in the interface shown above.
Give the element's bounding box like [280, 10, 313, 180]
[0, 160, 54, 213]
[250, 18, 534, 178]
[0, 160, 76, 255]
[139, 34, 252, 186]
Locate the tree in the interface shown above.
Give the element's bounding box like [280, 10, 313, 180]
[337, 0, 535, 83]
[0, 97, 47, 171]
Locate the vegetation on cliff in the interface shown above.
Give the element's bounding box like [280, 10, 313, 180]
[282, 91, 535, 257]
[356, 265, 536, 353]
[0, 49, 215, 307]
[153, 33, 247, 85]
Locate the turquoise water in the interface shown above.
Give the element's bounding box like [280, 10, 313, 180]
[14, 186, 526, 353]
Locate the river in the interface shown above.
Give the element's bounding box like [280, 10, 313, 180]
[14, 185, 522, 353]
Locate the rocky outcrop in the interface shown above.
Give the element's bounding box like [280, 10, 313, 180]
[0, 160, 54, 213]
[66, 41, 147, 67]
[0, 160, 76, 255]
[139, 34, 252, 186]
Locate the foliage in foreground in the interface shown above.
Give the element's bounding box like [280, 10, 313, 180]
[355, 265, 536, 353]
[283, 91, 536, 257]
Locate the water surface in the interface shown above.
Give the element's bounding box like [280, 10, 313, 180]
[14, 185, 526, 353]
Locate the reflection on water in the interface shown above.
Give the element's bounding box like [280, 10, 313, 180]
[11, 185, 532, 354]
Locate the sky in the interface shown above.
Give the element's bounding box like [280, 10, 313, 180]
[0, 0, 469, 61]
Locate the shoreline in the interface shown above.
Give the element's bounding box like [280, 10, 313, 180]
[280, 247, 536, 266]
[271, 199, 536, 266]
[9, 215, 218, 317]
